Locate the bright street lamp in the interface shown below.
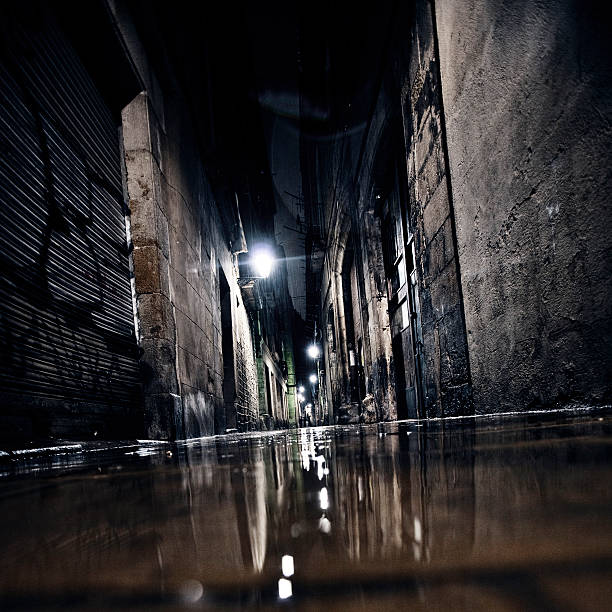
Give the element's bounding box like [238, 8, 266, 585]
[309, 374, 317, 384]
[298, 385, 305, 394]
[307, 344, 320, 359]
[250, 245, 275, 279]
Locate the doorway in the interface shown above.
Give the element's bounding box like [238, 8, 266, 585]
[219, 266, 236, 433]
[341, 239, 366, 407]
[380, 175, 423, 419]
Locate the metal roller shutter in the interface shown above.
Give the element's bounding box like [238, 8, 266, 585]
[0, 8, 140, 439]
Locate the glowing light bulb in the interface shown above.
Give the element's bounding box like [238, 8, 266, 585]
[307, 344, 320, 359]
[250, 245, 274, 278]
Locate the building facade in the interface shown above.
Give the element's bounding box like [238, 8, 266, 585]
[302, 0, 612, 422]
[0, 0, 298, 440]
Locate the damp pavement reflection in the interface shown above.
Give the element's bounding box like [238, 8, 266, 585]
[0, 410, 611, 610]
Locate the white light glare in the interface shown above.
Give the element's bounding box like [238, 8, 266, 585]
[319, 487, 329, 510]
[298, 385, 305, 393]
[250, 246, 274, 278]
[309, 374, 317, 384]
[307, 344, 320, 359]
[281, 555, 295, 577]
[278, 578, 293, 599]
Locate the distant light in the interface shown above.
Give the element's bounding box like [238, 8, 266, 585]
[250, 245, 275, 278]
[278, 578, 293, 599]
[297, 394, 304, 402]
[298, 385, 305, 394]
[309, 374, 317, 384]
[281, 555, 295, 577]
[307, 344, 320, 359]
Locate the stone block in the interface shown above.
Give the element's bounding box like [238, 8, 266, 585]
[182, 388, 214, 438]
[427, 262, 461, 323]
[423, 217, 455, 281]
[174, 307, 200, 358]
[137, 292, 175, 342]
[177, 346, 207, 392]
[440, 383, 473, 417]
[438, 307, 469, 387]
[139, 337, 179, 395]
[121, 93, 151, 153]
[169, 266, 204, 331]
[422, 181, 449, 245]
[143, 392, 182, 440]
[133, 245, 169, 295]
[156, 203, 170, 260]
[202, 306, 213, 338]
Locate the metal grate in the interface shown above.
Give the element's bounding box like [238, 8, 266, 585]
[0, 9, 140, 437]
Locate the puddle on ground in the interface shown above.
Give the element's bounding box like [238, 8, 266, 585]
[0, 410, 611, 610]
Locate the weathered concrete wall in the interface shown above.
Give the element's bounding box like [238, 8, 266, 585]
[401, 0, 472, 417]
[435, 0, 612, 411]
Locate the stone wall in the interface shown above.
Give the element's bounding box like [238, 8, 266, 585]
[312, 0, 612, 419]
[400, 0, 472, 417]
[435, 0, 612, 411]
[234, 294, 259, 431]
[121, 86, 259, 438]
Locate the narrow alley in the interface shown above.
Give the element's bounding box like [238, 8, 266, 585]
[0, 0, 611, 608]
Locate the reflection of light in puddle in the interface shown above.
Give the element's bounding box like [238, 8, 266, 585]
[179, 579, 204, 602]
[414, 516, 422, 543]
[278, 577, 293, 599]
[315, 455, 325, 480]
[413, 516, 422, 561]
[290, 523, 302, 538]
[318, 515, 331, 534]
[319, 487, 329, 510]
[282, 554, 294, 577]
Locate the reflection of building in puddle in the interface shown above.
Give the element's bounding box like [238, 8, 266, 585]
[298, 429, 334, 535]
[244, 453, 268, 572]
[332, 432, 407, 561]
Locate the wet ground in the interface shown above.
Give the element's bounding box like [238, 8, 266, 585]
[0, 409, 611, 611]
